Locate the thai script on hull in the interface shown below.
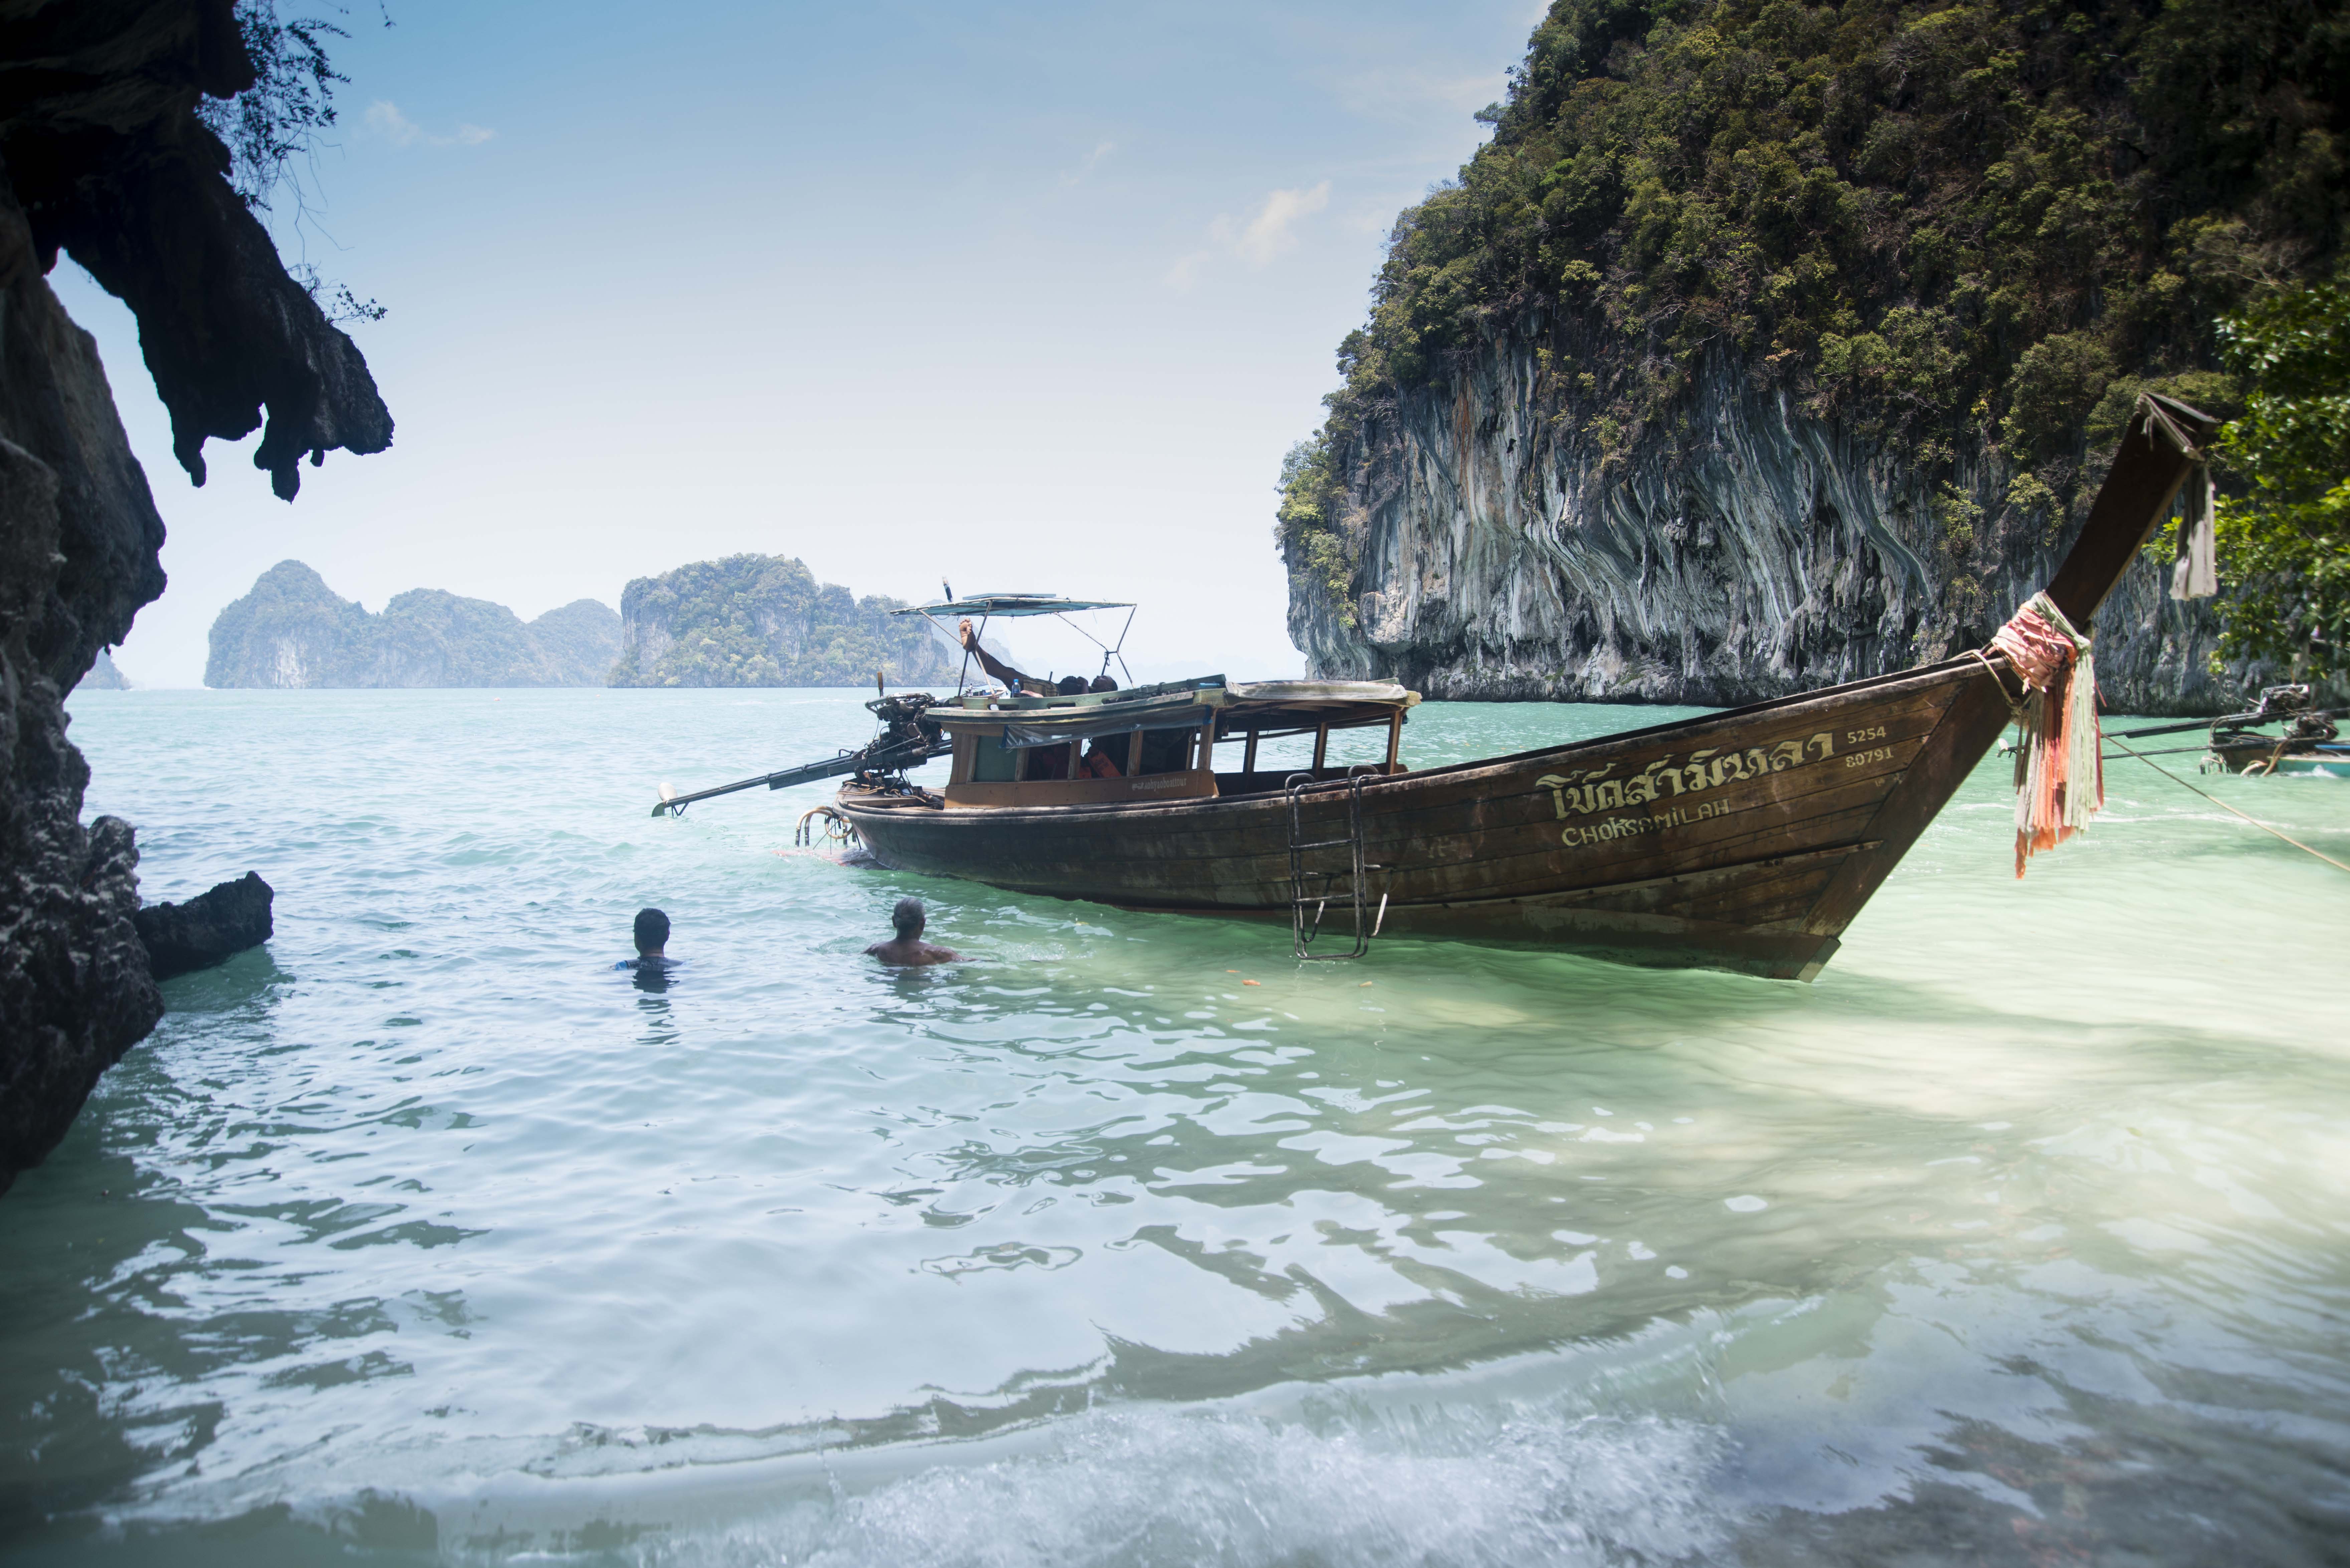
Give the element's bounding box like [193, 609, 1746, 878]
[1536, 733, 1835, 821]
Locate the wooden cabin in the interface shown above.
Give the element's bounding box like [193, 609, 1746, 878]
[930, 677, 1421, 808]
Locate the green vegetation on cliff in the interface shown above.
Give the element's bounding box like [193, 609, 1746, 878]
[1282, 0, 2347, 589]
[2164, 281, 2350, 677]
[609, 555, 956, 688]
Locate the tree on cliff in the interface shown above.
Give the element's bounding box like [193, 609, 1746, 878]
[2191, 281, 2350, 680]
[197, 1, 390, 323]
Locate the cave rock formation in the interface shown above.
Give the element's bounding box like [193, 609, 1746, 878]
[0, 1, 391, 1193]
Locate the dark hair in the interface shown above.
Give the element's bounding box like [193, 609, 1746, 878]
[1089, 674, 1118, 692]
[891, 896, 924, 936]
[1056, 674, 1088, 696]
[634, 907, 670, 953]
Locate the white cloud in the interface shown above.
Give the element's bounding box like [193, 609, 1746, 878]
[1232, 181, 1330, 266]
[1164, 181, 1332, 290]
[367, 100, 495, 149]
[366, 100, 422, 146]
[1062, 139, 1116, 185]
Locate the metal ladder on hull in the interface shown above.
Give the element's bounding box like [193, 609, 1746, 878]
[1285, 771, 1388, 960]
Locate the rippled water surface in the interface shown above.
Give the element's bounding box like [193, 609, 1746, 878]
[10, 688, 2350, 1566]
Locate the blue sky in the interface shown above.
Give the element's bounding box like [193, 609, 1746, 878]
[64, 0, 1546, 686]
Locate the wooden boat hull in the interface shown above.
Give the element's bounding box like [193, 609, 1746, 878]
[838, 654, 2013, 980]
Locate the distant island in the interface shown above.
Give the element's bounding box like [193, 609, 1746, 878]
[206, 562, 622, 688]
[610, 554, 957, 687]
[77, 650, 130, 690]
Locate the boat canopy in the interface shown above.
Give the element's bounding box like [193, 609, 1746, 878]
[1001, 706, 1216, 749]
[928, 676, 1420, 746]
[1226, 681, 1417, 707]
[930, 684, 1216, 742]
[893, 593, 1135, 619]
[1220, 680, 1419, 738]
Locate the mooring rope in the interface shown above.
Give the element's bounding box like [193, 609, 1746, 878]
[2104, 736, 2350, 876]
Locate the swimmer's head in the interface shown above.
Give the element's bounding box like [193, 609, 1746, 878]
[891, 896, 925, 938]
[634, 906, 670, 955]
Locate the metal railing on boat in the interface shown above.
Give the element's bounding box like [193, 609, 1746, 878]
[1285, 769, 1390, 960]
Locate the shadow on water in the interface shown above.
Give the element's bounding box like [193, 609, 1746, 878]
[0, 1135, 224, 1551]
[0, 954, 476, 1565]
[1, 1495, 442, 1568]
[155, 946, 291, 1016]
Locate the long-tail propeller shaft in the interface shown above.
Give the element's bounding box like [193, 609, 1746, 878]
[651, 694, 946, 817]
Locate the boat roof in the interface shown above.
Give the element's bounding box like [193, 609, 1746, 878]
[929, 676, 1420, 739]
[894, 593, 1135, 619]
[1227, 680, 1417, 707]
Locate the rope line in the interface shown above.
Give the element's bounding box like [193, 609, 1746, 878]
[2105, 736, 2350, 876]
[1964, 648, 2026, 725]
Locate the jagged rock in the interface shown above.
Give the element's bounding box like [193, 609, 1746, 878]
[206, 560, 622, 687]
[1288, 331, 2246, 716]
[135, 872, 273, 981]
[0, 1, 391, 1194]
[611, 554, 959, 687]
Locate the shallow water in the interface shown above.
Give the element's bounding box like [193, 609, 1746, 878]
[8, 687, 2350, 1566]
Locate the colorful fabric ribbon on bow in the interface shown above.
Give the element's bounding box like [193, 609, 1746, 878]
[1988, 592, 2102, 877]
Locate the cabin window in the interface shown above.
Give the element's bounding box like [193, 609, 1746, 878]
[1019, 743, 1075, 782]
[972, 735, 1018, 782]
[1136, 727, 1193, 775]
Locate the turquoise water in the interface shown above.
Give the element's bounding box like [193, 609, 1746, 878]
[8, 687, 2350, 1566]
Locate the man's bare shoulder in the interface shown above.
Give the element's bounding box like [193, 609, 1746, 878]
[867, 939, 963, 966]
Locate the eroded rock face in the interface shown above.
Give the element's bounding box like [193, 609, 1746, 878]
[0, 0, 392, 1192]
[0, 192, 165, 1193]
[1287, 327, 2239, 715]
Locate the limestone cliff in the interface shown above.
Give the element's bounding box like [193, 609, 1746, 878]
[206, 561, 621, 687]
[1279, 0, 2341, 715]
[1287, 333, 2228, 712]
[0, 1, 391, 1193]
[77, 649, 130, 690]
[612, 554, 958, 688]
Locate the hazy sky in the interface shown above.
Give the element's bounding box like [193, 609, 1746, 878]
[63, 0, 1545, 687]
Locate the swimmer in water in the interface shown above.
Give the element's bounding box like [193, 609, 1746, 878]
[617, 907, 675, 978]
[866, 897, 962, 967]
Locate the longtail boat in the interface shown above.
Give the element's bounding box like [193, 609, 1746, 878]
[656, 396, 2214, 980]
